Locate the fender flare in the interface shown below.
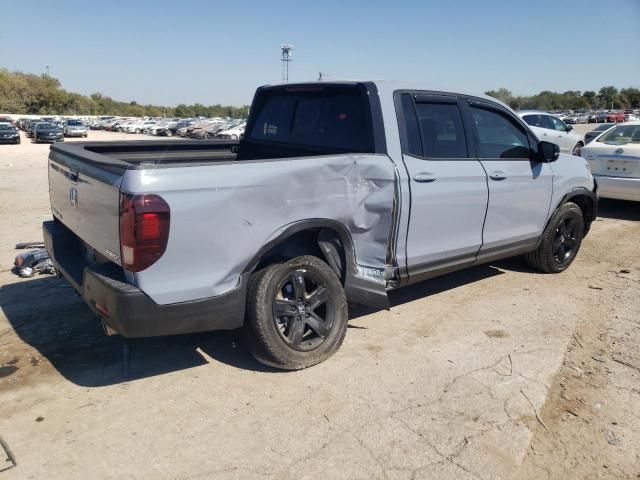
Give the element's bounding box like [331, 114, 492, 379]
[242, 219, 390, 310]
[541, 185, 598, 245]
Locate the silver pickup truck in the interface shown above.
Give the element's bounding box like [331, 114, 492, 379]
[44, 81, 598, 369]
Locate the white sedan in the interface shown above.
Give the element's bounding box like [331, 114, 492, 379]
[581, 121, 640, 201]
[217, 123, 246, 140]
[519, 111, 585, 155]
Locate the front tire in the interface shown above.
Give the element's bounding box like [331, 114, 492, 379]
[572, 142, 584, 156]
[525, 202, 584, 273]
[245, 255, 348, 370]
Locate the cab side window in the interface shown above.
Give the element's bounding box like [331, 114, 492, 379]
[399, 94, 468, 158]
[414, 101, 468, 158]
[539, 115, 555, 130]
[470, 106, 530, 159]
[548, 116, 568, 132]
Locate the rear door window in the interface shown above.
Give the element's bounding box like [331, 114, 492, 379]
[523, 114, 542, 127]
[398, 93, 468, 158]
[414, 100, 468, 158]
[248, 85, 374, 153]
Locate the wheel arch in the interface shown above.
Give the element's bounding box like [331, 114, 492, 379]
[551, 186, 598, 235]
[241, 219, 390, 310]
[242, 219, 356, 283]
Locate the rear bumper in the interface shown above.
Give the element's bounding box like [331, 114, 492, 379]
[593, 175, 640, 202]
[43, 220, 246, 338]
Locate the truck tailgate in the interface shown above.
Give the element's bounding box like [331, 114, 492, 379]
[49, 149, 124, 265]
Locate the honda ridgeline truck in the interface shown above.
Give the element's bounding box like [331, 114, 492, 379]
[44, 81, 598, 369]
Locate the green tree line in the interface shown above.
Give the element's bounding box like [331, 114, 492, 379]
[0, 68, 249, 118]
[485, 86, 640, 111]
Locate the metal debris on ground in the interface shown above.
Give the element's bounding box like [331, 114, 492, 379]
[602, 429, 620, 446]
[12, 247, 56, 278]
[0, 435, 17, 473]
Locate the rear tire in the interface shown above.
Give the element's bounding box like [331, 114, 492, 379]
[525, 202, 584, 273]
[244, 255, 348, 370]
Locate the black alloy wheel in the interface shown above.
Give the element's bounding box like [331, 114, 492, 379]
[524, 202, 585, 273]
[272, 269, 332, 351]
[245, 255, 348, 370]
[552, 216, 580, 266]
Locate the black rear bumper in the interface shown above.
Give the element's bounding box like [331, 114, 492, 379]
[43, 220, 246, 338]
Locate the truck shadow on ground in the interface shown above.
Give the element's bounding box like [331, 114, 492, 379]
[1, 261, 509, 387]
[2, 201, 635, 387]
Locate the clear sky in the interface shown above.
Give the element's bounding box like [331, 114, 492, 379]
[2, 0, 639, 106]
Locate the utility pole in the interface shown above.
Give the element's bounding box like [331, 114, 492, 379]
[280, 44, 294, 83]
[45, 65, 50, 77]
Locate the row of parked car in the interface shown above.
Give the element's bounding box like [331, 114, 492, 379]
[88, 117, 247, 139]
[552, 109, 639, 124]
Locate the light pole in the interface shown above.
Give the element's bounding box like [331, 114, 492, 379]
[280, 44, 294, 83]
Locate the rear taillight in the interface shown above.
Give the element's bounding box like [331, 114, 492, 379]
[119, 193, 170, 272]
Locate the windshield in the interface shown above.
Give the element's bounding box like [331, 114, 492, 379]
[0, 124, 15, 130]
[36, 123, 55, 130]
[597, 124, 640, 144]
[67, 120, 83, 126]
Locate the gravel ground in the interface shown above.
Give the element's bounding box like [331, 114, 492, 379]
[0, 127, 638, 479]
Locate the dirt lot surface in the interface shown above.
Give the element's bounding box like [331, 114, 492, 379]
[0, 128, 638, 479]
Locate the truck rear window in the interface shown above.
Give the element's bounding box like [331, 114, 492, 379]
[247, 85, 374, 153]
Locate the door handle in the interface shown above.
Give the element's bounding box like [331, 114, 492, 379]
[69, 169, 79, 184]
[489, 171, 507, 181]
[413, 173, 436, 183]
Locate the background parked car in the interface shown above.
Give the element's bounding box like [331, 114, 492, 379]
[519, 111, 585, 155]
[607, 111, 626, 122]
[33, 122, 64, 143]
[585, 123, 615, 144]
[581, 121, 640, 201]
[25, 119, 42, 138]
[0, 122, 21, 144]
[64, 119, 88, 137]
[217, 122, 246, 139]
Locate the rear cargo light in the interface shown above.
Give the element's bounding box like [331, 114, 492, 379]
[119, 193, 170, 272]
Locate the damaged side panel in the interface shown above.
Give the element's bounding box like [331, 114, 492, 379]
[121, 153, 397, 305]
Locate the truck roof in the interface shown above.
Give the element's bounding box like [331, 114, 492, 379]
[261, 80, 512, 111]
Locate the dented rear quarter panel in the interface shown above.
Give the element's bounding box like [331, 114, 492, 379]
[121, 154, 397, 304]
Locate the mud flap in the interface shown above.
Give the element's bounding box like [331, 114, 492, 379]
[344, 272, 390, 310]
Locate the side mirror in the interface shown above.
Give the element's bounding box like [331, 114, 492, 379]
[566, 124, 573, 132]
[539, 141, 560, 163]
